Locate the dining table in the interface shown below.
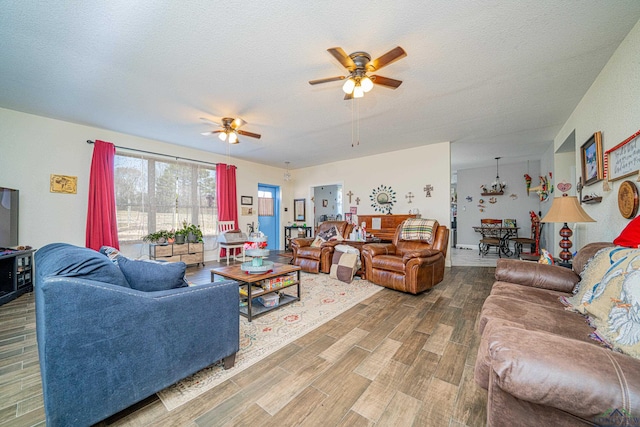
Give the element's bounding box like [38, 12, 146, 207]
[473, 225, 519, 257]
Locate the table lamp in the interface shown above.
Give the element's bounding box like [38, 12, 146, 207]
[541, 194, 595, 262]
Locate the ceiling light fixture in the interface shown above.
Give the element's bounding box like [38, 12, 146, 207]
[342, 78, 356, 94]
[228, 132, 238, 144]
[284, 161, 291, 182]
[353, 83, 364, 98]
[360, 76, 374, 92]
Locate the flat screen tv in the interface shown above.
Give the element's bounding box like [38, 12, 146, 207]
[0, 187, 18, 249]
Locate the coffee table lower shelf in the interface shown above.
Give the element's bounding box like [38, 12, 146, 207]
[211, 262, 302, 322]
[239, 293, 299, 320]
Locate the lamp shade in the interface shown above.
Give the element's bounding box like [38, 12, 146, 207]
[541, 195, 595, 223]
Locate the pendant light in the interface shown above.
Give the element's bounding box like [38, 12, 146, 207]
[284, 161, 292, 182]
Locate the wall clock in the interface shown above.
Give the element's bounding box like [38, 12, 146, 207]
[618, 180, 639, 219]
[370, 185, 396, 214]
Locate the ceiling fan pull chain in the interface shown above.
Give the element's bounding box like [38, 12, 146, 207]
[357, 99, 360, 146]
[351, 96, 355, 147]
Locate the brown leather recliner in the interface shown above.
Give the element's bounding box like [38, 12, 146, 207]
[291, 221, 354, 274]
[361, 221, 449, 294]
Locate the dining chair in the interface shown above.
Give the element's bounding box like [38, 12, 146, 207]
[511, 212, 543, 257]
[478, 218, 503, 257]
[217, 221, 245, 264]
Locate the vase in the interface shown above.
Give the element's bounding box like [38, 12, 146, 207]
[175, 234, 185, 244]
[187, 232, 197, 243]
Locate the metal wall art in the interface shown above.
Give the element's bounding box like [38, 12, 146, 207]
[370, 185, 396, 214]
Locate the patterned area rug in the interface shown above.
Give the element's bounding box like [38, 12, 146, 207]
[157, 272, 382, 410]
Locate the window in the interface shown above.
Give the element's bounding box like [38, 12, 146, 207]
[114, 153, 217, 245]
[258, 190, 274, 216]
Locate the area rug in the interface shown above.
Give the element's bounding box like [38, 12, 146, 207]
[157, 272, 382, 410]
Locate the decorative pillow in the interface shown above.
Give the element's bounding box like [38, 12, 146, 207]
[582, 248, 640, 358]
[318, 226, 339, 241]
[400, 219, 438, 243]
[614, 215, 640, 248]
[311, 236, 325, 247]
[35, 243, 131, 288]
[118, 257, 188, 292]
[329, 250, 358, 283]
[563, 246, 627, 314]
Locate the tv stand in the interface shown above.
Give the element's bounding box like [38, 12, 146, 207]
[0, 249, 35, 306]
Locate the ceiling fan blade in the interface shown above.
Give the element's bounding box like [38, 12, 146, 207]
[366, 46, 407, 72]
[200, 130, 224, 136]
[230, 118, 246, 130]
[309, 76, 346, 85]
[200, 117, 220, 126]
[343, 92, 354, 101]
[237, 129, 261, 139]
[327, 47, 357, 70]
[371, 75, 403, 89]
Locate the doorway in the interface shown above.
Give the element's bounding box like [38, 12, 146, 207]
[311, 184, 343, 228]
[257, 184, 280, 250]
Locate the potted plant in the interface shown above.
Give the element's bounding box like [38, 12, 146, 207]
[142, 229, 174, 245]
[179, 221, 204, 243]
[174, 229, 186, 244]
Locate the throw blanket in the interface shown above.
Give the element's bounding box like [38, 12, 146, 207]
[400, 219, 438, 243]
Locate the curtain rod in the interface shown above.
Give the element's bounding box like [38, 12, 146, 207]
[86, 140, 222, 167]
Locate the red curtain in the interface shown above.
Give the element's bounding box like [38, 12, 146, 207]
[216, 163, 239, 257]
[86, 140, 119, 251]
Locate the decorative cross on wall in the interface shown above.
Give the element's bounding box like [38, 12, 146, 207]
[424, 185, 433, 197]
[355, 197, 361, 205]
[346, 190, 354, 204]
[406, 192, 414, 203]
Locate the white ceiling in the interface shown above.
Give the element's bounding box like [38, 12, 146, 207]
[1, 1, 639, 172]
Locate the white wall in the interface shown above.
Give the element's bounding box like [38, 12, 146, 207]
[456, 160, 542, 248]
[0, 108, 288, 254]
[552, 18, 640, 248]
[0, 108, 452, 267]
[290, 142, 452, 266]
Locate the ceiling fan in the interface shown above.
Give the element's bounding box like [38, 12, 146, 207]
[200, 117, 261, 144]
[309, 46, 407, 100]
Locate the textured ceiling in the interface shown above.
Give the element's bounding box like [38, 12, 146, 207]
[1, 1, 639, 172]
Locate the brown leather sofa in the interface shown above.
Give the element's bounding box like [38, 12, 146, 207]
[473, 242, 640, 427]
[291, 221, 353, 274]
[361, 221, 449, 294]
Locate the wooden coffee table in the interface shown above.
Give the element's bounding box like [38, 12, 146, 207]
[211, 262, 301, 321]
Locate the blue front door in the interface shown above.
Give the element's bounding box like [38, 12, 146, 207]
[258, 184, 279, 250]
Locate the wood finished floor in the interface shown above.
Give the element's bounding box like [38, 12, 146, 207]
[0, 258, 494, 427]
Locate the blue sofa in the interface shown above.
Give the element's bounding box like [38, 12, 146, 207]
[35, 243, 239, 426]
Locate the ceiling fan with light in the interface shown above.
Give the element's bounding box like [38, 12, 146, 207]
[200, 117, 261, 144]
[309, 46, 407, 99]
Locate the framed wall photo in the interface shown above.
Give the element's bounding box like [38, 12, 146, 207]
[293, 198, 305, 221]
[241, 196, 253, 205]
[580, 131, 604, 186]
[606, 129, 640, 182]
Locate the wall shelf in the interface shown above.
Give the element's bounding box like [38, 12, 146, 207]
[481, 191, 504, 196]
[582, 196, 602, 204]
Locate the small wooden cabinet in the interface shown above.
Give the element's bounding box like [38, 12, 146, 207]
[356, 214, 420, 242]
[149, 243, 204, 266]
[0, 249, 35, 306]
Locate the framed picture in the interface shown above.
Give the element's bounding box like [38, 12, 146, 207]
[345, 212, 352, 223]
[241, 196, 253, 205]
[580, 131, 604, 186]
[605, 129, 640, 182]
[293, 198, 305, 221]
[50, 174, 77, 194]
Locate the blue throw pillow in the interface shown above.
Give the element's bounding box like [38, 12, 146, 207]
[35, 243, 131, 288]
[117, 257, 188, 292]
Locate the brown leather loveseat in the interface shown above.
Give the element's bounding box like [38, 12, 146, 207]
[472, 242, 640, 426]
[291, 221, 353, 274]
[361, 220, 449, 294]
